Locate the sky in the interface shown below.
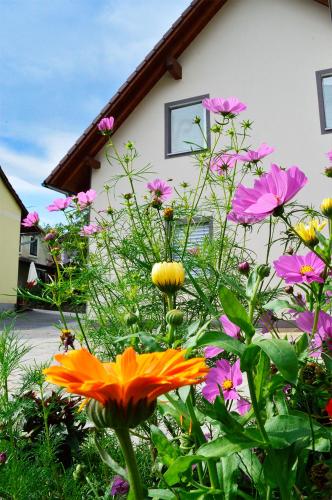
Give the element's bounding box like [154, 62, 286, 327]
[0, 0, 190, 224]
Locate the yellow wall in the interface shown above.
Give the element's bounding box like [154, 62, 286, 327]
[0, 178, 21, 309]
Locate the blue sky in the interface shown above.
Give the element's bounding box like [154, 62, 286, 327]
[0, 0, 190, 224]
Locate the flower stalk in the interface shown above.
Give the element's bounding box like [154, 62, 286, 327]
[114, 427, 144, 500]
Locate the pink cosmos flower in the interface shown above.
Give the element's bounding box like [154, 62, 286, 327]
[202, 359, 243, 402]
[326, 150, 332, 163]
[237, 144, 274, 163]
[204, 315, 240, 358]
[47, 197, 72, 212]
[80, 224, 102, 236]
[231, 164, 307, 222]
[202, 97, 247, 117]
[146, 179, 172, 203]
[296, 310, 332, 357]
[237, 398, 251, 416]
[273, 251, 325, 284]
[22, 211, 39, 227]
[76, 189, 97, 209]
[97, 116, 115, 133]
[210, 154, 237, 175]
[227, 211, 262, 225]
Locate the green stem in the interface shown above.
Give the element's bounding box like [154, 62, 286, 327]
[115, 427, 144, 500]
[186, 391, 220, 492]
[75, 311, 92, 353]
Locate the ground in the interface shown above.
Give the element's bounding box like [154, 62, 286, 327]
[1, 308, 77, 370]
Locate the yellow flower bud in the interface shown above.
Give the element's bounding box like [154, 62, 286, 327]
[151, 262, 185, 294]
[320, 198, 332, 218]
[294, 219, 327, 246]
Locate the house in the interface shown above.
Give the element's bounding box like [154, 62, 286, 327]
[0, 167, 28, 310]
[43, 0, 332, 228]
[18, 232, 54, 289]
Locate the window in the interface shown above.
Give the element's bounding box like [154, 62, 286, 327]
[174, 217, 212, 254]
[29, 236, 38, 257]
[316, 68, 332, 134]
[165, 94, 210, 157]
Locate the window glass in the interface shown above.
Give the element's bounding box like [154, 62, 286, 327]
[322, 76, 332, 130]
[170, 102, 206, 154]
[30, 237, 38, 256]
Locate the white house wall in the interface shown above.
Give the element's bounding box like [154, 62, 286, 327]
[92, 0, 332, 252]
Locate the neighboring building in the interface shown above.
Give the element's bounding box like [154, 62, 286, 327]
[0, 167, 28, 310]
[43, 0, 332, 224]
[18, 232, 53, 288]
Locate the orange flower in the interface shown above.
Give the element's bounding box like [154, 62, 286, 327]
[43, 347, 208, 428]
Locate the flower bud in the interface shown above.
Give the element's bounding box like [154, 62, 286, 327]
[44, 230, 57, 241]
[0, 452, 7, 464]
[284, 285, 294, 294]
[238, 261, 250, 275]
[107, 206, 114, 215]
[285, 246, 294, 255]
[123, 193, 133, 200]
[73, 464, 85, 481]
[124, 312, 138, 327]
[256, 264, 270, 279]
[193, 115, 201, 125]
[111, 476, 130, 496]
[166, 309, 184, 327]
[321, 198, 332, 218]
[324, 166, 332, 178]
[151, 262, 185, 294]
[151, 196, 163, 209]
[163, 207, 174, 221]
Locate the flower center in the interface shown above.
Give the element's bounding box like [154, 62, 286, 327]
[222, 379, 233, 390]
[300, 265, 314, 275]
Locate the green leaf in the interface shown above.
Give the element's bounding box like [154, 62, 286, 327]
[238, 449, 266, 498]
[219, 286, 255, 338]
[185, 267, 218, 316]
[240, 344, 260, 372]
[148, 489, 176, 500]
[164, 455, 204, 486]
[295, 333, 308, 356]
[263, 447, 298, 498]
[196, 331, 245, 356]
[220, 454, 239, 500]
[265, 414, 323, 448]
[254, 351, 270, 404]
[94, 434, 127, 479]
[263, 299, 293, 312]
[322, 352, 332, 374]
[197, 434, 265, 458]
[253, 338, 298, 384]
[150, 425, 181, 467]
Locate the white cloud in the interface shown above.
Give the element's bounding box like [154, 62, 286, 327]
[7, 175, 47, 195]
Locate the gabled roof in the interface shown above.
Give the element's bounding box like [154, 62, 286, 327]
[43, 0, 329, 194]
[0, 166, 28, 219]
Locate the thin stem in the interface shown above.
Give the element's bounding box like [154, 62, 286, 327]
[114, 427, 144, 500]
[75, 311, 92, 353]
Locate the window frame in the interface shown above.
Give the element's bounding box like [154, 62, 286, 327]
[316, 68, 332, 135]
[29, 236, 38, 257]
[164, 94, 210, 158]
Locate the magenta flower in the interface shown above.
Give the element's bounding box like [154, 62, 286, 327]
[237, 398, 251, 416]
[76, 189, 97, 209]
[22, 211, 39, 228]
[204, 315, 240, 358]
[47, 197, 72, 212]
[210, 154, 237, 175]
[296, 310, 332, 357]
[231, 164, 307, 222]
[202, 97, 247, 117]
[110, 475, 129, 496]
[202, 359, 242, 402]
[80, 224, 101, 236]
[146, 179, 172, 203]
[326, 150, 332, 163]
[97, 116, 115, 133]
[227, 211, 262, 226]
[0, 452, 7, 464]
[44, 231, 57, 241]
[273, 251, 325, 284]
[237, 144, 274, 163]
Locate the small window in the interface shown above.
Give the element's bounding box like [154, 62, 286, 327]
[165, 94, 210, 157]
[316, 68, 332, 134]
[30, 237, 38, 257]
[174, 217, 212, 253]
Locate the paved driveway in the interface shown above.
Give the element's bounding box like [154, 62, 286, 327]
[1, 309, 78, 367]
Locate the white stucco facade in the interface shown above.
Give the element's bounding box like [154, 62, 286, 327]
[92, 0, 332, 222]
